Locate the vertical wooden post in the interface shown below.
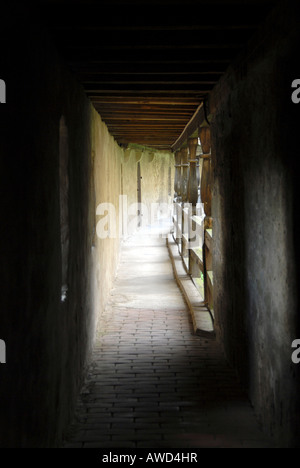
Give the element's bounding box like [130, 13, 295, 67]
[199, 127, 212, 221]
[174, 149, 182, 201]
[137, 161, 142, 228]
[181, 147, 189, 203]
[187, 137, 199, 274]
[199, 126, 213, 311]
[199, 127, 211, 155]
[196, 156, 201, 202]
[187, 137, 199, 209]
[173, 149, 182, 246]
[180, 147, 189, 265]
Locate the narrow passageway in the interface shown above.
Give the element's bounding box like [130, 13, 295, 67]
[63, 230, 275, 448]
[2, 0, 300, 449]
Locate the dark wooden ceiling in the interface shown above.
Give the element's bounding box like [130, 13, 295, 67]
[39, 0, 278, 150]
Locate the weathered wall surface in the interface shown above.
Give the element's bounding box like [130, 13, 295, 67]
[211, 1, 300, 447]
[122, 149, 174, 233]
[0, 11, 128, 447]
[0, 16, 99, 446]
[92, 114, 123, 323]
[139, 151, 174, 224]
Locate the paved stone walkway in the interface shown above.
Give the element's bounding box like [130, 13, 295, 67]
[63, 232, 275, 448]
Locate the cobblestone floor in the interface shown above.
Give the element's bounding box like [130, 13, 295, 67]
[63, 232, 276, 448]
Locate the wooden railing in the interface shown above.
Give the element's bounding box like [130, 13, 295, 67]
[172, 128, 213, 316]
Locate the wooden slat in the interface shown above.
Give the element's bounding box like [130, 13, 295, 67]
[96, 109, 196, 116]
[91, 97, 202, 104]
[86, 89, 209, 96]
[109, 131, 181, 134]
[99, 114, 195, 120]
[103, 117, 191, 122]
[95, 103, 197, 109]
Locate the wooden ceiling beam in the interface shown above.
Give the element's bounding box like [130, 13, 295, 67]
[86, 88, 210, 94]
[84, 82, 218, 88]
[107, 130, 183, 134]
[99, 114, 195, 119]
[100, 116, 194, 122]
[95, 106, 196, 113]
[86, 86, 208, 92]
[68, 61, 230, 72]
[96, 114, 193, 120]
[109, 126, 182, 129]
[118, 137, 174, 140]
[118, 141, 173, 147]
[79, 73, 222, 82]
[98, 111, 195, 117]
[108, 126, 181, 130]
[91, 97, 201, 104]
[107, 127, 184, 131]
[62, 48, 236, 62]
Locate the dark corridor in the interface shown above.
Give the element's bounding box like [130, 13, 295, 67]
[1, 0, 300, 449]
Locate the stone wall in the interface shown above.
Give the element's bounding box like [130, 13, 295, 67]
[92, 114, 123, 326]
[0, 7, 174, 447]
[0, 14, 98, 446]
[211, 0, 300, 447]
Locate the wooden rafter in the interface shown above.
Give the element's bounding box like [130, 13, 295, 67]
[42, 0, 277, 149]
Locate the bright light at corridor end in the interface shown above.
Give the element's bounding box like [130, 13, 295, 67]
[96, 195, 205, 245]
